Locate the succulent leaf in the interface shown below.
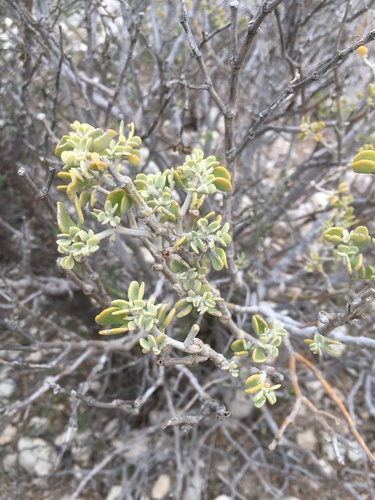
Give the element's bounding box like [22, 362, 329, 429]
[95, 307, 128, 326]
[128, 281, 141, 301]
[212, 177, 233, 192]
[252, 315, 269, 336]
[323, 227, 344, 243]
[352, 150, 375, 174]
[252, 348, 267, 363]
[57, 202, 76, 233]
[92, 129, 117, 152]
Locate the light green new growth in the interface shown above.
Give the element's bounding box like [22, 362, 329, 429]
[303, 147, 375, 357]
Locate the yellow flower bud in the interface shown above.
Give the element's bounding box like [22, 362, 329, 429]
[356, 46, 368, 57]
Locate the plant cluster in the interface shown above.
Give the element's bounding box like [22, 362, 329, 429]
[55, 120, 289, 408]
[3, 1, 375, 495]
[54, 118, 375, 406]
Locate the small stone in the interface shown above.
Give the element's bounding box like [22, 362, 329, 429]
[18, 437, 57, 476]
[28, 417, 50, 437]
[105, 485, 122, 500]
[0, 350, 19, 361]
[228, 390, 252, 419]
[320, 431, 344, 463]
[54, 431, 71, 448]
[90, 381, 101, 392]
[0, 378, 17, 398]
[3, 453, 18, 474]
[304, 380, 325, 401]
[317, 458, 335, 478]
[347, 442, 365, 463]
[72, 444, 92, 467]
[27, 351, 43, 363]
[72, 430, 92, 466]
[104, 418, 118, 437]
[321, 438, 337, 462]
[72, 465, 84, 479]
[123, 438, 148, 462]
[296, 428, 317, 451]
[151, 474, 171, 499]
[0, 424, 17, 445]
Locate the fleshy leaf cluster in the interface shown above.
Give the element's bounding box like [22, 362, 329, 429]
[139, 334, 169, 355]
[173, 267, 223, 317]
[95, 281, 172, 335]
[55, 121, 141, 199]
[56, 202, 101, 269]
[231, 315, 286, 364]
[135, 170, 181, 221]
[173, 149, 232, 201]
[57, 226, 100, 270]
[304, 333, 342, 356]
[299, 116, 326, 142]
[251, 315, 286, 363]
[183, 213, 231, 271]
[325, 182, 355, 230]
[245, 373, 281, 408]
[323, 225, 375, 277]
[91, 200, 122, 227]
[221, 360, 239, 377]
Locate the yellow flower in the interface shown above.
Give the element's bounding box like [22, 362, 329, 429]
[314, 132, 323, 142]
[356, 46, 368, 57]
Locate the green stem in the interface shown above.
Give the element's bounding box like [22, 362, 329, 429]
[116, 226, 151, 238]
[180, 192, 193, 217]
[95, 228, 116, 240]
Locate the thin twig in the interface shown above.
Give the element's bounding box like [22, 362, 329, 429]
[236, 29, 375, 156]
[295, 352, 375, 464]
